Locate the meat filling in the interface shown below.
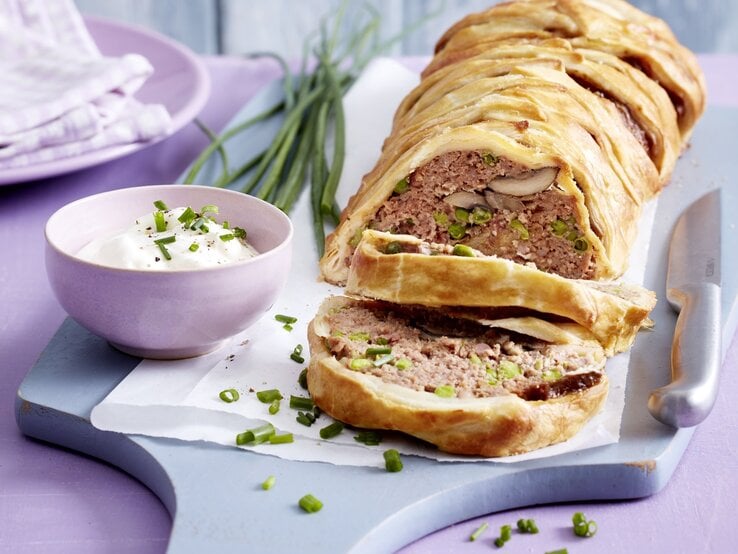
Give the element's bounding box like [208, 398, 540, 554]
[370, 151, 595, 279]
[324, 302, 603, 401]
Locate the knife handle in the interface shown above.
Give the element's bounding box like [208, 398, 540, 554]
[648, 282, 721, 427]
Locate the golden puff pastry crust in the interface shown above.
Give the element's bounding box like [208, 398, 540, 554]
[346, 230, 656, 356]
[430, 0, 706, 138]
[307, 295, 609, 457]
[320, 0, 705, 286]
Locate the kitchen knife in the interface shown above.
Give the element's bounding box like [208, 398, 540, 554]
[648, 189, 722, 427]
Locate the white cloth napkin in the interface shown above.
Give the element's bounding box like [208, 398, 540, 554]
[91, 58, 657, 467]
[0, 0, 172, 169]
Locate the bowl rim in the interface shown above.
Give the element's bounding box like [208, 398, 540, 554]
[45, 184, 294, 274]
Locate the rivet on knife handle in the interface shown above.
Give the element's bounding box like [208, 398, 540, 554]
[648, 282, 721, 427]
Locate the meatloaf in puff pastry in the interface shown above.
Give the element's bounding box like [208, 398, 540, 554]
[347, 230, 656, 356]
[307, 295, 608, 457]
[320, 0, 706, 284]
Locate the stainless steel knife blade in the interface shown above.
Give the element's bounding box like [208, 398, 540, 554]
[648, 189, 722, 427]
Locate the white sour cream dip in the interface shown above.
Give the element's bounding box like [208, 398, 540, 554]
[77, 206, 259, 270]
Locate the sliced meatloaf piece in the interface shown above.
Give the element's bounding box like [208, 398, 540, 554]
[307, 295, 608, 457]
[346, 230, 656, 356]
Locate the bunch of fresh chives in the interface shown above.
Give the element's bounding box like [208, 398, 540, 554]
[184, 2, 440, 255]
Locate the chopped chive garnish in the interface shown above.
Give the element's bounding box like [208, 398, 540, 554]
[543, 369, 562, 381]
[296, 412, 313, 426]
[365, 346, 391, 357]
[189, 242, 199, 252]
[153, 210, 167, 232]
[452, 244, 475, 257]
[268, 433, 294, 444]
[395, 358, 412, 371]
[471, 206, 492, 224]
[156, 242, 171, 260]
[289, 395, 314, 411]
[517, 518, 539, 534]
[178, 207, 197, 226]
[218, 388, 240, 403]
[154, 235, 176, 245]
[200, 204, 219, 216]
[298, 368, 308, 390]
[220, 233, 235, 241]
[454, 207, 469, 223]
[373, 354, 395, 367]
[290, 344, 305, 364]
[256, 389, 283, 403]
[434, 385, 456, 398]
[551, 218, 568, 235]
[493, 524, 512, 547]
[383, 449, 403, 472]
[283, 324, 293, 331]
[545, 550, 568, 554]
[298, 494, 323, 513]
[262, 475, 276, 490]
[510, 218, 529, 240]
[269, 399, 280, 414]
[483, 152, 498, 165]
[275, 314, 298, 324]
[319, 422, 344, 440]
[393, 177, 409, 194]
[233, 227, 247, 239]
[236, 423, 276, 445]
[354, 430, 382, 446]
[574, 237, 589, 252]
[153, 200, 169, 211]
[499, 360, 522, 379]
[349, 358, 372, 370]
[470, 522, 489, 541]
[572, 512, 597, 537]
[433, 211, 449, 226]
[312, 406, 321, 419]
[191, 217, 209, 233]
[385, 241, 402, 254]
[222, 220, 230, 229]
[448, 222, 466, 239]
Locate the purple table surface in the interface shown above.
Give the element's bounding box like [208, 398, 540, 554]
[1, 55, 737, 554]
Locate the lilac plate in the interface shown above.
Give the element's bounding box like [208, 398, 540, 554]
[0, 17, 210, 186]
[45, 185, 293, 359]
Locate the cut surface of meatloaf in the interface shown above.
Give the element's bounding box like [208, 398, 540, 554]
[370, 150, 594, 279]
[307, 296, 608, 457]
[346, 230, 656, 356]
[318, 0, 705, 286]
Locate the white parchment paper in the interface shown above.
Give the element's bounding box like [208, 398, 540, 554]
[91, 58, 657, 467]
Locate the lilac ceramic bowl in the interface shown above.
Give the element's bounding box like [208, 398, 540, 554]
[45, 185, 293, 359]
